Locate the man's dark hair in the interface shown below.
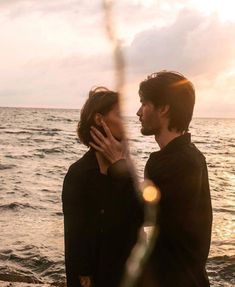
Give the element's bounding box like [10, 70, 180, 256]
[139, 70, 195, 132]
[77, 87, 118, 146]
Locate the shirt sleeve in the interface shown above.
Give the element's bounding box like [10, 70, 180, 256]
[145, 153, 205, 232]
[107, 159, 144, 228]
[62, 167, 92, 287]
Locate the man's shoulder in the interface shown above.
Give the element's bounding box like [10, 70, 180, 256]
[145, 143, 206, 180]
[149, 142, 205, 165]
[182, 143, 206, 167]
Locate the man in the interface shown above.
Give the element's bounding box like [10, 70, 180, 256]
[90, 70, 212, 287]
[136, 71, 212, 287]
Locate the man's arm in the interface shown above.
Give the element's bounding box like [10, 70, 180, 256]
[145, 154, 208, 234]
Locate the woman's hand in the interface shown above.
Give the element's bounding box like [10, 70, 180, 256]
[89, 119, 128, 164]
[79, 276, 93, 287]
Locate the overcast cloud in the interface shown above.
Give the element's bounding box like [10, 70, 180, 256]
[0, 0, 234, 117]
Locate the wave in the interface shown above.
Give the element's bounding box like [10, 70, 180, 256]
[5, 154, 32, 159]
[35, 148, 63, 154]
[0, 202, 43, 211]
[3, 131, 32, 135]
[207, 255, 235, 285]
[47, 116, 73, 123]
[193, 141, 207, 144]
[54, 212, 63, 217]
[25, 128, 62, 132]
[0, 164, 16, 170]
[0, 270, 43, 284]
[0, 245, 65, 285]
[2, 128, 63, 136]
[213, 207, 235, 216]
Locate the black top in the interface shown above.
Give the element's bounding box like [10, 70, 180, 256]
[62, 149, 143, 287]
[141, 133, 212, 287]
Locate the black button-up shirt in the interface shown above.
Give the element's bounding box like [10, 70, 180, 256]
[141, 133, 212, 287]
[62, 149, 143, 287]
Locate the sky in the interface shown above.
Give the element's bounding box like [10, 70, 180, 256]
[0, 0, 235, 117]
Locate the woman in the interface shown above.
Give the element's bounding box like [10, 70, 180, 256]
[62, 87, 143, 287]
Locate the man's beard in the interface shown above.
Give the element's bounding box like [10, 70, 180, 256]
[141, 126, 154, 136]
[141, 125, 161, 136]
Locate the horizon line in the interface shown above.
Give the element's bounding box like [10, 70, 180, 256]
[0, 105, 234, 120]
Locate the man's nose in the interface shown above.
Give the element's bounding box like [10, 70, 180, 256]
[136, 107, 141, 117]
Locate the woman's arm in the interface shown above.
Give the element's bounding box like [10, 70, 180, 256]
[62, 168, 93, 287]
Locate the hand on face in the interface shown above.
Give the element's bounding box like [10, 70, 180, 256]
[89, 119, 128, 164]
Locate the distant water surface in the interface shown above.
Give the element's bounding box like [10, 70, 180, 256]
[0, 107, 234, 286]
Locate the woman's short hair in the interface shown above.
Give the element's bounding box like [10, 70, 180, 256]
[77, 87, 118, 146]
[139, 70, 195, 133]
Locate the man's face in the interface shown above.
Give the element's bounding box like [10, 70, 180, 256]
[136, 95, 162, 136]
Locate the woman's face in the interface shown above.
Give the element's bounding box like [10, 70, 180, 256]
[102, 103, 124, 141]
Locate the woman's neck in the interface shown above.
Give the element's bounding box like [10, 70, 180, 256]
[95, 151, 109, 175]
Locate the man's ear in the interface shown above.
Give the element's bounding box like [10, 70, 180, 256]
[94, 113, 103, 126]
[159, 105, 170, 117]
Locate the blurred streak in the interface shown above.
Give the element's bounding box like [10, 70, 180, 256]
[102, 0, 125, 98]
[120, 181, 160, 287]
[102, 1, 160, 287]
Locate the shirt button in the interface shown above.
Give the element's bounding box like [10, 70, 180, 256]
[100, 209, 104, 214]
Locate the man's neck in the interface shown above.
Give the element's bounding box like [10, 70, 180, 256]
[155, 129, 183, 149]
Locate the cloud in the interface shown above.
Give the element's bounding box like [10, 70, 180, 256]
[127, 9, 235, 78]
[1, 0, 101, 19]
[0, 51, 115, 108]
[0, 2, 234, 117]
[119, 8, 235, 116]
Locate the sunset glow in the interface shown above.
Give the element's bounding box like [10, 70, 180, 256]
[193, 0, 235, 22]
[0, 1, 234, 117]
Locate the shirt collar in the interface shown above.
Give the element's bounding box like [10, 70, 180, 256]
[160, 133, 191, 154]
[81, 148, 99, 171]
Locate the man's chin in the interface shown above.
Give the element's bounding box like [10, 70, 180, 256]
[140, 127, 154, 136]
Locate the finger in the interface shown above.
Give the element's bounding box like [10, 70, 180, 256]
[91, 126, 107, 142]
[101, 119, 113, 139]
[90, 130, 105, 147]
[89, 141, 104, 153]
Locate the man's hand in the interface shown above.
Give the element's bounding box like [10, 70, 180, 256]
[79, 276, 93, 287]
[89, 119, 128, 164]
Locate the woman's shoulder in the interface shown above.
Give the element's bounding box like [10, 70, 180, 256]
[62, 150, 97, 205]
[66, 149, 97, 177]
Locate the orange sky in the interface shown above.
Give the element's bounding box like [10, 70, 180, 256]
[0, 0, 235, 117]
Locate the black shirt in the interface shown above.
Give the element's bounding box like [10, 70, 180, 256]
[62, 149, 143, 287]
[141, 133, 212, 287]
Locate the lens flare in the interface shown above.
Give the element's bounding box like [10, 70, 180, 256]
[142, 180, 161, 203]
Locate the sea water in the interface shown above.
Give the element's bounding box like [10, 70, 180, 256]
[0, 107, 234, 286]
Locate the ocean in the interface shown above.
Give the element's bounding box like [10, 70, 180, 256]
[0, 107, 234, 286]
